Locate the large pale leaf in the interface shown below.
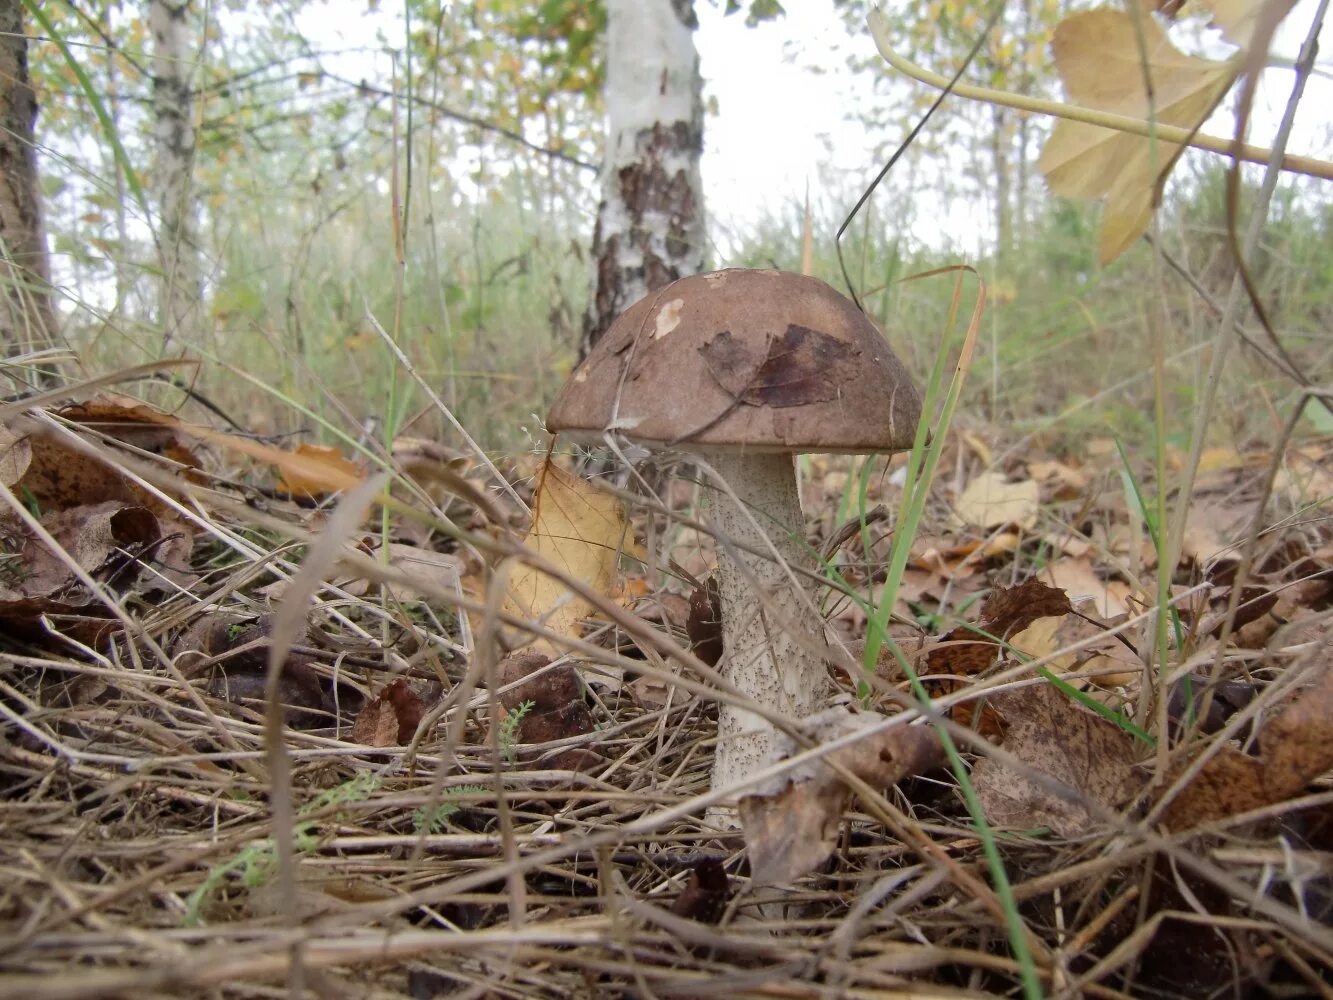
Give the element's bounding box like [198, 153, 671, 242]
[503, 460, 628, 650]
[952, 471, 1040, 531]
[1038, 7, 1235, 263]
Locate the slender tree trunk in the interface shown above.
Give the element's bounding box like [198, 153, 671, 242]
[0, 0, 59, 367]
[582, 0, 705, 357]
[1014, 0, 1035, 248]
[150, 0, 201, 349]
[991, 104, 1013, 260]
[1015, 113, 1030, 246]
[104, 1, 134, 311]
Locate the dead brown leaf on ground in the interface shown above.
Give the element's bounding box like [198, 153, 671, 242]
[205, 656, 331, 730]
[492, 650, 599, 770]
[1026, 458, 1089, 500]
[1042, 558, 1131, 620]
[975, 578, 1075, 634]
[15, 422, 172, 514]
[633, 589, 690, 633]
[1, 501, 159, 599]
[739, 706, 944, 885]
[921, 578, 1074, 733]
[0, 497, 194, 638]
[973, 684, 1143, 837]
[1, 409, 199, 607]
[0, 596, 115, 644]
[58, 394, 205, 472]
[1160, 656, 1333, 830]
[1180, 499, 1247, 568]
[911, 533, 1022, 582]
[952, 471, 1040, 531]
[1167, 675, 1256, 738]
[1010, 593, 1141, 688]
[1234, 573, 1332, 648]
[685, 575, 722, 666]
[0, 424, 32, 486]
[1190, 583, 1278, 641]
[175, 612, 347, 730]
[351, 678, 427, 747]
[669, 859, 730, 925]
[1251, 656, 1333, 799]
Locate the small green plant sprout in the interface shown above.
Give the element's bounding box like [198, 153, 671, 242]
[498, 699, 535, 764]
[412, 784, 487, 835]
[183, 770, 380, 926]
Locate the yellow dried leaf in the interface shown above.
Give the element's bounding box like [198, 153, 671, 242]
[1008, 611, 1139, 688]
[1038, 8, 1235, 263]
[503, 460, 628, 650]
[276, 444, 363, 497]
[1045, 558, 1130, 619]
[1009, 615, 1068, 667]
[953, 472, 1040, 531]
[1197, 446, 1246, 472]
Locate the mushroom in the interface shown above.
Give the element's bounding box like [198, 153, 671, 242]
[547, 268, 922, 803]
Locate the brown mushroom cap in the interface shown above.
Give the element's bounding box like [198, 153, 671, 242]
[548, 268, 922, 454]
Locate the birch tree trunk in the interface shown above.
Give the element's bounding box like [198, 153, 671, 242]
[0, 0, 59, 367]
[582, 0, 705, 357]
[150, 0, 201, 348]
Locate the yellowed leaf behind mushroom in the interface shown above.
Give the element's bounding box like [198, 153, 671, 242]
[1038, 7, 1235, 263]
[953, 471, 1040, 531]
[503, 459, 629, 651]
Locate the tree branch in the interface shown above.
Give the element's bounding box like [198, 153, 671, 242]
[866, 7, 1333, 182]
[321, 72, 597, 172]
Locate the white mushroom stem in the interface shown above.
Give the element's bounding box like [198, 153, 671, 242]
[707, 451, 830, 803]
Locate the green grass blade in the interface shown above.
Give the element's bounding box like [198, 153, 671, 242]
[853, 267, 1043, 1000]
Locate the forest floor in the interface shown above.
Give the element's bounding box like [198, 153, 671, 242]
[0, 388, 1330, 999]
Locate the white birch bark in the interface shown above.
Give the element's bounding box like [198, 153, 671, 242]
[582, 0, 706, 356]
[149, 0, 201, 348]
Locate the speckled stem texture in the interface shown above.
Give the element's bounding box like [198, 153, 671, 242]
[709, 451, 829, 803]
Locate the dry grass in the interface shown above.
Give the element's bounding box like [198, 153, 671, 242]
[1, 387, 1330, 1000]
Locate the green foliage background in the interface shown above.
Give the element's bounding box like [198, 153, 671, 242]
[22, 0, 1333, 451]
